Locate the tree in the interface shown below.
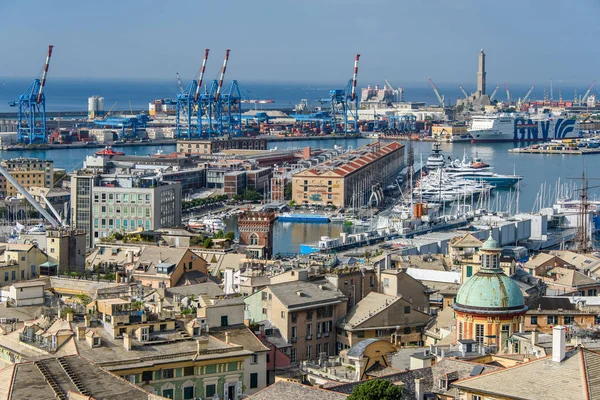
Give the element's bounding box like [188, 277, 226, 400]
[203, 238, 213, 248]
[284, 182, 293, 200]
[214, 230, 224, 239]
[347, 380, 402, 400]
[225, 231, 235, 241]
[232, 194, 243, 201]
[243, 189, 262, 202]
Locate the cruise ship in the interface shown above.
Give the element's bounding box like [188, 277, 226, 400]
[468, 114, 580, 142]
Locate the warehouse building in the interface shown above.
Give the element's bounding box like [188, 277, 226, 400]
[291, 141, 404, 208]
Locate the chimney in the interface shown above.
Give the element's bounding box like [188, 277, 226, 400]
[519, 321, 525, 333]
[225, 331, 230, 344]
[531, 329, 539, 346]
[123, 333, 132, 351]
[157, 298, 163, 313]
[58, 308, 62, 319]
[66, 312, 73, 322]
[76, 326, 86, 340]
[84, 314, 91, 328]
[414, 377, 424, 400]
[552, 325, 566, 363]
[197, 338, 208, 353]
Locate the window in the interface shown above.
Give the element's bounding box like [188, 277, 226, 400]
[162, 389, 173, 399]
[281, 311, 285, 319]
[564, 315, 574, 325]
[250, 233, 259, 245]
[140, 371, 153, 382]
[369, 276, 375, 287]
[404, 327, 411, 334]
[502, 324, 510, 332]
[466, 265, 473, 277]
[547, 316, 558, 325]
[404, 306, 411, 314]
[290, 348, 296, 363]
[307, 323, 312, 338]
[291, 313, 297, 323]
[11, 271, 15, 281]
[530, 316, 538, 325]
[221, 315, 228, 327]
[140, 327, 149, 341]
[162, 369, 174, 379]
[316, 344, 321, 357]
[306, 310, 313, 320]
[250, 372, 258, 389]
[475, 324, 484, 345]
[261, 291, 267, 300]
[384, 278, 390, 287]
[206, 384, 216, 398]
[307, 345, 312, 359]
[251, 354, 258, 364]
[262, 308, 267, 315]
[292, 326, 297, 340]
[473, 396, 482, 400]
[595, 315, 600, 325]
[324, 342, 329, 356]
[357, 331, 365, 338]
[20, 270, 24, 279]
[458, 321, 463, 340]
[183, 386, 194, 400]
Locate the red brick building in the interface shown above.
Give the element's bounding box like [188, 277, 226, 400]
[238, 212, 276, 259]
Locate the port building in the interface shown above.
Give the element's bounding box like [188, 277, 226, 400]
[291, 142, 404, 208]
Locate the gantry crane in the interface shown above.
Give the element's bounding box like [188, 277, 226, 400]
[489, 84, 501, 102]
[329, 54, 361, 134]
[582, 80, 596, 104]
[458, 85, 469, 100]
[176, 49, 210, 138]
[428, 77, 445, 108]
[9, 45, 54, 143]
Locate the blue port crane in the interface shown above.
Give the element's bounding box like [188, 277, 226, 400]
[329, 54, 361, 135]
[9, 45, 54, 143]
[176, 49, 210, 138]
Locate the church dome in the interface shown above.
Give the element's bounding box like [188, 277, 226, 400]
[453, 269, 527, 315]
[481, 234, 499, 251]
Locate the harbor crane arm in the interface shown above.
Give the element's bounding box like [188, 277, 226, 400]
[0, 165, 60, 228]
[41, 194, 64, 227]
[176, 72, 184, 94]
[384, 80, 394, 91]
[582, 80, 596, 103]
[522, 85, 535, 103]
[214, 49, 230, 102]
[489, 84, 501, 101]
[458, 85, 469, 99]
[103, 101, 118, 120]
[37, 45, 54, 103]
[194, 49, 210, 102]
[428, 77, 445, 107]
[505, 82, 512, 104]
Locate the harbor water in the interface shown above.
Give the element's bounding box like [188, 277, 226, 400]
[2, 137, 599, 254]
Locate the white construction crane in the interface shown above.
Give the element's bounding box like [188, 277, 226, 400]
[489, 84, 501, 102]
[458, 85, 469, 100]
[522, 85, 535, 103]
[428, 77, 445, 108]
[582, 80, 596, 104]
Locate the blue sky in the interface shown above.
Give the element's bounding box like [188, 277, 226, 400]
[1, 0, 598, 85]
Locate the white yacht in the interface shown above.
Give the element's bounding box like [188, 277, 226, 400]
[426, 143, 445, 170]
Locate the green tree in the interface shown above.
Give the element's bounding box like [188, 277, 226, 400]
[225, 231, 235, 241]
[214, 230, 224, 239]
[284, 182, 293, 200]
[204, 238, 213, 248]
[243, 189, 262, 202]
[232, 194, 243, 201]
[347, 380, 402, 400]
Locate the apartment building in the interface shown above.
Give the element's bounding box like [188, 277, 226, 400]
[71, 172, 182, 249]
[245, 279, 347, 362]
[0, 157, 54, 198]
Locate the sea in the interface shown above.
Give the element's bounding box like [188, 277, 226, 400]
[1, 78, 599, 253]
[0, 77, 588, 113]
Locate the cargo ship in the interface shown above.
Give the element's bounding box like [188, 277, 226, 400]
[468, 114, 580, 142]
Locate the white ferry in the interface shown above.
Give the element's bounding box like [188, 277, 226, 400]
[468, 114, 580, 142]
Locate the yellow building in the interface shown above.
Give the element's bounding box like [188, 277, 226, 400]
[292, 142, 404, 208]
[0, 243, 48, 285]
[452, 234, 528, 350]
[130, 247, 208, 288]
[0, 158, 54, 198]
[431, 124, 469, 141]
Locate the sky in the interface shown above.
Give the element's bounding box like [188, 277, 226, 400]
[1, 0, 599, 85]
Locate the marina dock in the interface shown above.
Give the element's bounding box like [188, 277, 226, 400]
[509, 147, 600, 155]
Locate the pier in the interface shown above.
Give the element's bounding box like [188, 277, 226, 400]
[509, 147, 600, 155]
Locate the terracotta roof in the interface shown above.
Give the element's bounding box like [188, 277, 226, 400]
[248, 381, 348, 399]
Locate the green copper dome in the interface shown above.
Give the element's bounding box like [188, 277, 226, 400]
[481, 233, 500, 251]
[453, 270, 528, 315]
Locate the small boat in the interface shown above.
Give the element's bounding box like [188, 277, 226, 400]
[26, 223, 46, 234]
[95, 146, 125, 156]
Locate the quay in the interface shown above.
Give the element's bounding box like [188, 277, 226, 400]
[509, 147, 600, 155]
